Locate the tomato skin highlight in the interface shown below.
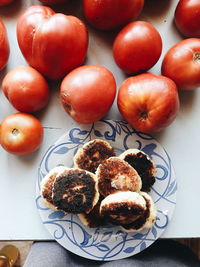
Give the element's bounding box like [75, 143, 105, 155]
[0, 113, 43, 155]
[2, 66, 50, 113]
[17, 5, 88, 80]
[113, 21, 162, 74]
[0, 19, 9, 71]
[117, 73, 180, 133]
[162, 38, 200, 91]
[60, 65, 117, 124]
[175, 0, 200, 38]
[82, 0, 144, 31]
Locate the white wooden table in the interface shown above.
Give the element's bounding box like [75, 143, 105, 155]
[0, 0, 200, 240]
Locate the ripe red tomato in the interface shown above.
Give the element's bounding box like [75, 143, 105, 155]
[17, 5, 88, 80]
[0, 113, 43, 155]
[0, 0, 14, 6]
[0, 19, 9, 70]
[2, 66, 50, 113]
[175, 0, 200, 37]
[60, 65, 116, 124]
[113, 21, 162, 74]
[39, 0, 67, 4]
[162, 38, 200, 90]
[117, 73, 180, 133]
[82, 0, 144, 31]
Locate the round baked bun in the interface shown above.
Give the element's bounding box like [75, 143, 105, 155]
[140, 192, 157, 229]
[52, 168, 99, 214]
[100, 191, 146, 225]
[121, 191, 157, 232]
[78, 196, 106, 228]
[73, 139, 115, 173]
[40, 166, 69, 210]
[119, 149, 156, 192]
[97, 157, 142, 197]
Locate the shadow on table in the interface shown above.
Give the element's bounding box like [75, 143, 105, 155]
[142, 0, 173, 18]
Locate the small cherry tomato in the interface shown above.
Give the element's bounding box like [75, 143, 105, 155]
[0, 19, 9, 70]
[82, 0, 144, 31]
[162, 38, 200, 90]
[60, 65, 116, 124]
[175, 0, 200, 38]
[113, 21, 162, 74]
[2, 66, 50, 113]
[0, 113, 43, 155]
[117, 73, 180, 133]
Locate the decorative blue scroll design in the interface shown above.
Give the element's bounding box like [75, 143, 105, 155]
[42, 208, 169, 260]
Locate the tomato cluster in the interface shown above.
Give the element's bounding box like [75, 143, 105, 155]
[0, 0, 200, 155]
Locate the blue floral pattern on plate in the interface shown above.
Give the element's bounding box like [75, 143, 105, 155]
[36, 120, 177, 261]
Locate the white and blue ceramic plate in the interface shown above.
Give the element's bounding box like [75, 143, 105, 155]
[36, 120, 177, 261]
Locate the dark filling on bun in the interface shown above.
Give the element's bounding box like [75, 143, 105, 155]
[42, 174, 56, 205]
[101, 202, 146, 225]
[52, 169, 96, 214]
[122, 196, 151, 230]
[81, 196, 106, 228]
[123, 152, 155, 192]
[76, 140, 115, 173]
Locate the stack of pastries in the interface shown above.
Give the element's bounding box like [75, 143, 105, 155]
[41, 139, 157, 232]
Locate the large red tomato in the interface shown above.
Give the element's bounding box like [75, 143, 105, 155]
[0, 19, 9, 70]
[0, 0, 14, 6]
[175, 0, 200, 37]
[17, 6, 88, 80]
[39, 0, 67, 4]
[117, 73, 180, 133]
[82, 0, 144, 31]
[2, 66, 50, 113]
[113, 21, 162, 74]
[60, 65, 116, 124]
[0, 113, 43, 155]
[162, 38, 200, 90]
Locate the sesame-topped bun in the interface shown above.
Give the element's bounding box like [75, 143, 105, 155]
[73, 139, 115, 173]
[96, 157, 142, 197]
[121, 191, 157, 232]
[40, 166, 69, 210]
[119, 149, 156, 192]
[100, 191, 146, 225]
[52, 168, 99, 214]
